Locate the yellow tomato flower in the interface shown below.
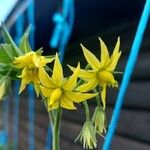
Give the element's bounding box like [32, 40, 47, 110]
[39, 53, 97, 110]
[69, 37, 121, 109]
[13, 51, 54, 95]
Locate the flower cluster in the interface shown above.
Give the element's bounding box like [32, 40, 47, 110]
[0, 26, 121, 150]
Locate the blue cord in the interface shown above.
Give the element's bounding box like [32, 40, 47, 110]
[45, 124, 52, 150]
[46, 0, 75, 149]
[27, 1, 35, 150]
[102, 1, 150, 149]
[13, 14, 24, 150]
[49, 0, 74, 62]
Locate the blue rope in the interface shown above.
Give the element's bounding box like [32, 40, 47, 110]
[102, 1, 150, 149]
[27, 0, 35, 150]
[45, 124, 52, 150]
[13, 14, 24, 150]
[46, 0, 74, 149]
[49, 0, 74, 62]
[27, 1, 35, 150]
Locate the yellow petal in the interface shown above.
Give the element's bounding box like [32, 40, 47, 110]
[98, 71, 116, 86]
[112, 37, 120, 58]
[48, 101, 59, 111]
[63, 63, 80, 90]
[68, 65, 96, 80]
[64, 91, 98, 103]
[107, 51, 121, 71]
[107, 37, 121, 71]
[81, 44, 100, 70]
[38, 66, 55, 88]
[76, 78, 98, 92]
[45, 56, 55, 64]
[60, 97, 76, 110]
[40, 86, 52, 97]
[34, 84, 40, 97]
[19, 77, 31, 93]
[52, 53, 63, 85]
[101, 84, 106, 109]
[99, 37, 109, 65]
[49, 88, 62, 106]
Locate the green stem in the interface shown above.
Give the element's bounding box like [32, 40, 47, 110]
[83, 101, 90, 121]
[52, 107, 62, 150]
[93, 88, 101, 107]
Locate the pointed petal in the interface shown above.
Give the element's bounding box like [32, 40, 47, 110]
[39, 66, 55, 88]
[61, 97, 76, 109]
[99, 37, 109, 65]
[76, 79, 98, 92]
[107, 51, 121, 71]
[81, 44, 100, 70]
[68, 65, 96, 80]
[107, 37, 121, 71]
[63, 63, 80, 90]
[45, 56, 55, 63]
[65, 91, 98, 103]
[101, 84, 106, 109]
[112, 37, 120, 58]
[48, 101, 59, 111]
[52, 53, 63, 85]
[34, 84, 40, 97]
[19, 77, 31, 93]
[40, 86, 52, 97]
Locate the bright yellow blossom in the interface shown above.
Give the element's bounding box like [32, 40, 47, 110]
[39, 53, 97, 110]
[13, 51, 54, 95]
[69, 37, 121, 109]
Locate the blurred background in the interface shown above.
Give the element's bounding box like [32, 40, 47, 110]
[0, 0, 150, 149]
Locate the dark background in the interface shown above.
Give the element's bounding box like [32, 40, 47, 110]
[1, 0, 150, 149]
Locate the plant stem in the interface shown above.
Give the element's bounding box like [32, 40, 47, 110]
[83, 101, 90, 121]
[93, 88, 101, 107]
[52, 107, 62, 150]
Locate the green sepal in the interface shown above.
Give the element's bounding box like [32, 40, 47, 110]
[19, 26, 32, 53]
[35, 47, 43, 55]
[2, 24, 23, 56]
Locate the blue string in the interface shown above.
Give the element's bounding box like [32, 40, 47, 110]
[102, 1, 150, 150]
[45, 124, 52, 150]
[27, 1, 35, 150]
[13, 14, 24, 150]
[49, 0, 74, 62]
[46, 0, 74, 149]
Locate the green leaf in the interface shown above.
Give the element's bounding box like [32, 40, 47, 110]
[0, 63, 12, 77]
[19, 26, 32, 53]
[2, 24, 23, 56]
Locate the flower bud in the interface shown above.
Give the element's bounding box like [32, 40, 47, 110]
[92, 107, 106, 135]
[75, 121, 97, 149]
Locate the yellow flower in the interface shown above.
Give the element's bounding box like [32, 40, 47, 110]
[69, 37, 121, 109]
[39, 53, 97, 110]
[13, 51, 54, 95]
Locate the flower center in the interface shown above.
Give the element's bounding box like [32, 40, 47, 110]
[49, 88, 62, 106]
[98, 71, 118, 87]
